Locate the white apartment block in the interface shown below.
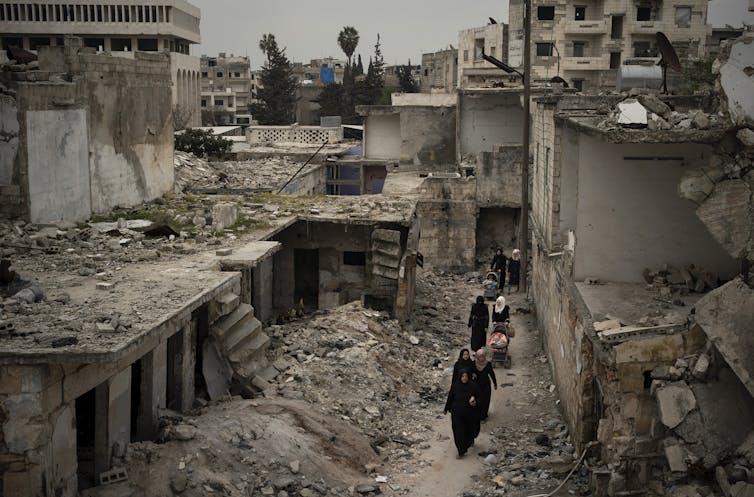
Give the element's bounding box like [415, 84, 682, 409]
[508, 0, 711, 92]
[201, 53, 252, 126]
[0, 0, 202, 126]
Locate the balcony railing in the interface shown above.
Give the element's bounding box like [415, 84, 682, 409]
[630, 21, 666, 34]
[562, 55, 609, 71]
[564, 19, 609, 34]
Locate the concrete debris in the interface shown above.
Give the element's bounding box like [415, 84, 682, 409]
[637, 94, 671, 118]
[656, 381, 696, 429]
[719, 35, 754, 126]
[617, 99, 648, 126]
[664, 442, 690, 473]
[696, 180, 753, 260]
[737, 128, 754, 149]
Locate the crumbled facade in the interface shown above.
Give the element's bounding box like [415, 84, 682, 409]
[419, 48, 457, 93]
[0, 41, 175, 223]
[458, 23, 510, 88]
[508, 0, 711, 92]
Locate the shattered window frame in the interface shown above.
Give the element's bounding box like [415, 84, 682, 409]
[675, 6, 692, 28]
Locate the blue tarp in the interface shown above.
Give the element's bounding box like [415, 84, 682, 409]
[320, 67, 335, 85]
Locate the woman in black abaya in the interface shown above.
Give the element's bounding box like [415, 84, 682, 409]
[451, 348, 475, 385]
[444, 369, 480, 457]
[472, 348, 497, 423]
[467, 296, 489, 353]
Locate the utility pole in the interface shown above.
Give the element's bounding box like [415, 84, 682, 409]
[520, 0, 532, 293]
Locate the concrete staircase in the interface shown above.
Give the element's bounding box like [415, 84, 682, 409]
[210, 295, 273, 392]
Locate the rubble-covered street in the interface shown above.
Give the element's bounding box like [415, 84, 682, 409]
[94, 271, 585, 497]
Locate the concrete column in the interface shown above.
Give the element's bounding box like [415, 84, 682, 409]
[135, 342, 166, 440]
[103, 36, 111, 52]
[107, 367, 131, 461]
[181, 321, 196, 412]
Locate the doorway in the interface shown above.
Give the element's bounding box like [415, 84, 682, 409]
[475, 208, 521, 266]
[75, 388, 96, 490]
[294, 249, 319, 308]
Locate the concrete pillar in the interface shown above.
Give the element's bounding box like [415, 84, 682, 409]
[181, 321, 196, 412]
[107, 367, 131, 463]
[103, 36, 111, 52]
[134, 342, 166, 440]
[93, 383, 109, 478]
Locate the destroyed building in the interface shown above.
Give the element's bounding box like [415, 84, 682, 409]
[0, 40, 175, 223]
[530, 33, 754, 495]
[0, 0, 202, 126]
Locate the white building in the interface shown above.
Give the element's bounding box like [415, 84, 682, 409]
[0, 0, 202, 126]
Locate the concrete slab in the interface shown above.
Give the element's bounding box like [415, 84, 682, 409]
[215, 241, 282, 271]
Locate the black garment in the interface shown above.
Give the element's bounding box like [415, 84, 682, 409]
[492, 305, 510, 324]
[472, 362, 497, 422]
[508, 259, 521, 287]
[467, 302, 489, 352]
[490, 253, 507, 272]
[444, 379, 481, 456]
[452, 352, 475, 385]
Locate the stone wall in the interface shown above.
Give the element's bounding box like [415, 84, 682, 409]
[458, 91, 524, 158]
[476, 145, 523, 208]
[416, 176, 477, 271]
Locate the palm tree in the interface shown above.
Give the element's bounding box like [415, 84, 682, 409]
[337, 26, 360, 67]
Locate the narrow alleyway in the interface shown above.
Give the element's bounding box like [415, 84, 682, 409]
[391, 271, 581, 497]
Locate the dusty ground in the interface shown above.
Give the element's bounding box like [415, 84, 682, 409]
[99, 270, 587, 497]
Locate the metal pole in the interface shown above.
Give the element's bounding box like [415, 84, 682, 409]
[276, 140, 328, 194]
[520, 0, 532, 293]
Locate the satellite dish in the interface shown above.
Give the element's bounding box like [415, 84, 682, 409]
[656, 31, 681, 93]
[550, 76, 569, 88]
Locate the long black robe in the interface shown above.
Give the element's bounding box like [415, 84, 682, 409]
[444, 379, 481, 456]
[508, 259, 521, 287]
[472, 362, 497, 423]
[467, 303, 489, 352]
[490, 253, 507, 287]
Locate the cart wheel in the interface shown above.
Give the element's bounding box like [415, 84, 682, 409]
[504, 356, 512, 369]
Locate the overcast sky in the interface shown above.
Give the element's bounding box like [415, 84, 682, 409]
[191, 0, 753, 69]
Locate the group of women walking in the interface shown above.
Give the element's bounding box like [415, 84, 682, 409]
[443, 250, 519, 458]
[444, 347, 498, 457]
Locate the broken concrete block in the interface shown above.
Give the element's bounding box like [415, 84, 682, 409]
[737, 128, 754, 148]
[212, 202, 239, 232]
[692, 111, 710, 130]
[96, 282, 114, 291]
[720, 37, 754, 126]
[638, 94, 671, 118]
[594, 319, 621, 332]
[696, 180, 753, 259]
[617, 99, 648, 126]
[678, 118, 693, 129]
[692, 353, 710, 379]
[664, 443, 689, 473]
[656, 381, 696, 428]
[95, 322, 116, 333]
[215, 248, 232, 256]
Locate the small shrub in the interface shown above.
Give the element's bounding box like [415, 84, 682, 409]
[175, 129, 232, 158]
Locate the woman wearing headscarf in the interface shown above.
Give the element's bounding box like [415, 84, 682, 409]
[467, 296, 489, 353]
[491, 296, 510, 325]
[508, 249, 521, 294]
[444, 369, 480, 457]
[451, 349, 475, 385]
[472, 348, 497, 423]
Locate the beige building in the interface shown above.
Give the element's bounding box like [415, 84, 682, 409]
[457, 23, 510, 88]
[201, 53, 252, 126]
[508, 0, 711, 92]
[0, 0, 202, 126]
[420, 48, 458, 93]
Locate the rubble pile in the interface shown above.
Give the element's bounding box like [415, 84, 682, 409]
[174, 151, 318, 194]
[642, 263, 719, 297]
[603, 93, 722, 132]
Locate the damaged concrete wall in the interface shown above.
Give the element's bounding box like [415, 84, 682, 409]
[364, 114, 401, 160]
[573, 136, 738, 283]
[476, 145, 523, 208]
[280, 164, 327, 196]
[459, 92, 524, 157]
[399, 106, 456, 169]
[0, 88, 18, 186]
[719, 35, 754, 127]
[416, 176, 477, 271]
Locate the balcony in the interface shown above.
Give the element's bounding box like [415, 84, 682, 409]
[562, 55, 609, 71]
[630, 20, 667, 34]
[564, 19, 609, 35]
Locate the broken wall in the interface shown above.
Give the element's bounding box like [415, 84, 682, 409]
[476, 144, 523, 208]
[458, 91, 524, 158]
[572, 135, 738, 283]
[363, 114, 401, 160]
[416, 176, 477, 272]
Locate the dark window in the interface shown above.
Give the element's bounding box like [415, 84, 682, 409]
[637, 6, 651, 21]
[611, 15, 624, 39]
[573, 79, 584, 91]
[111, 38, 132, 51]
[29, 37, 51, 50]
[609, 52, 621, 69]
[237, 117, 250, 124]
[575, 6, 585, 20]
[234, 72, 241, 77]
[137, 38, 158, 51]
[201, 71, 208, 77]
[83, 38, 104, 50]
[343, 251, 367, 266]
[424, 68, 428, 76]
[536, 43, 554, 56]
[201, 99, 207, 107]
[214, 98, 224, 106]
[538, 6, 555, 20]
[208, 59, 217, 67]
[216, 71, 223, 78]
[573, 41, 585, 57]
[2, 37, 23, 50]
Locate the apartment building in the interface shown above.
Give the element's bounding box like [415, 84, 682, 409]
[0, 0, 201, 126]
[457, 23, 510, 88]
[508, 0, 710, 92]
[420, 48, 458, 93]
[201, 53, 252, 126]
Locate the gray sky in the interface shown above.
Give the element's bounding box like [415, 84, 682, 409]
[191, 0, 753, 69]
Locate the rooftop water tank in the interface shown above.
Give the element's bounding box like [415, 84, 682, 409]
[617, 62, 663, 92]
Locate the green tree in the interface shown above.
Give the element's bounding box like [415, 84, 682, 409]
[397, 60, 419, 93]
[175, 129, 231, 158]
[250, 34, 298, 125]
[362, 35, 385, 105]
[315, 83, 347, 118]
[355, 54, 364, 76]
[337, 26, 360, 67]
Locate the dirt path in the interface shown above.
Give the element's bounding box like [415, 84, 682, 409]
[392, 282, 552, 497]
